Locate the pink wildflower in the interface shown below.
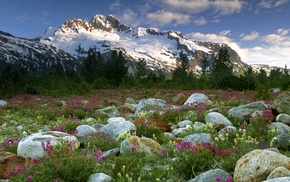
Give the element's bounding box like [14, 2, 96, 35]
[215, 176, 222, 182]
[27, 175, 33, 181]
[131, 146, 137, 152]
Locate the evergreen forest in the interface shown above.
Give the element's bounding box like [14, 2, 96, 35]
[0, 48, 289, 98]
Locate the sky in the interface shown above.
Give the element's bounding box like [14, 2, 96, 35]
[0, 0, 290, 68]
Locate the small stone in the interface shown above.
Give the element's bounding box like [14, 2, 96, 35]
[87, 173, 112, 182]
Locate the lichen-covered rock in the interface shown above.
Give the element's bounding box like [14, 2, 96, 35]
[172, 92, 187, 105]
[263, 177, 290, 182]
[218, 126, 236, 135]
[0, 151, 29, 179]
[192, 121, 206, 130]
[87, 172, 112, 182]
[188, 168, 232, 182]
[120, 136, 162, 155]
[177, 120, 193, 128]
[135, 98, 167, 113]
[271, 91, 290, 115]
[0, 100, 7, 107]
[228, 101, 268, 122]
[17, 131, 79, 159]
[270, 122, 290, 134]
[276, 114, 290, 125]
[183, 93, 211, 106]
[100, 120, 136, 138]
[182, 133, 214, 145]
[133, 118, 171, 132]
[172, 125, 191, 136]
[205, 112, 233, 129]
[271, 133, 290, 149]
[107, 117, 126, 123]
[76, 125, 97, 136]
[266, 166, 290, 180]
[234, 149, 290, 182]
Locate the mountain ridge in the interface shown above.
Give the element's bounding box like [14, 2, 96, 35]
[0, 14, 286, 76]
[40, 14, 248, 74]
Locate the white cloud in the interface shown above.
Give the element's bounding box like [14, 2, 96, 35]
[275, 0, 289, 7]
[194, 16, 207, 25]
[244, 46, 290, 68]
[219, 30, 231, 36]
[146, 10, 191, 26]
[245, 29, 290, 67]
[186, 30, 290, 68]
[212, 0, 244, 14]
[260, 29, 290, 47]
[109, 0, 121, 11]
[240, 31, 259, 41]
[118, 8, 140, 27]
[14, 13, 32, 22]
[277, 28, 290, 36]
[161, 0, 245, 14]
[259, 0, 288, 8]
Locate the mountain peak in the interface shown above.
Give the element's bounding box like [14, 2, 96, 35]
[90, 14, 131, 33]
[61, 18, 92, 33]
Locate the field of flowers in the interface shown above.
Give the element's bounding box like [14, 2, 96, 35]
[0, 89, 281, 181]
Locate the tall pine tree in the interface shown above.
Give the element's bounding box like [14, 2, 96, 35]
[210, 48, 233, 89]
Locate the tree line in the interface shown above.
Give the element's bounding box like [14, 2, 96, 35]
[0, 47, 289, 98]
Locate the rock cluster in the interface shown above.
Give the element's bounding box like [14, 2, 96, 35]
[1, 91, 290, 181]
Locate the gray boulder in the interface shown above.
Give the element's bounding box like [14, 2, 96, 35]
[182, 133, 214, 145]
[183, 93, 211, 106]
[276, 114, 290, 125]
[135, 98, 177, 113]
[76, 125, 97, 136]
[228, 101, 268, 122]
[205, 112, 233, 129]
[97, 106, 120, 117]
[0, 100, 7, 107]
[87, 173, 112, 182]
[172, 125, 191, 136]
[188, 168, 232, 182]
[17, 131, 79, 159]
[107, 117, 126, 123]
[270, 122, 290, 134]
[218, 126, 237, 135]
[177, 120, 193, 128]
[100, 120, 136, 138]
[192, 121, 206, 131]
[271, 91, 290, 115]
[271, 133, 290, 149]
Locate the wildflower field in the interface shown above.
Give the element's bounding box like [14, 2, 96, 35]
[0, 89, 282, 182]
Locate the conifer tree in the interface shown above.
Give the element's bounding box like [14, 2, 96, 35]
[210, 48, 233, 89]
[172, 52, 189, 83]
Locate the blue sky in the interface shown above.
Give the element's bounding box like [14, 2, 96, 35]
[0, 0, 289, 68]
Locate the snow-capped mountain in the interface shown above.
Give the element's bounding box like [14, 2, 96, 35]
[2, 14, 284, 76]
[0, 30, 79, 74]
[40, 14, 247, 74]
